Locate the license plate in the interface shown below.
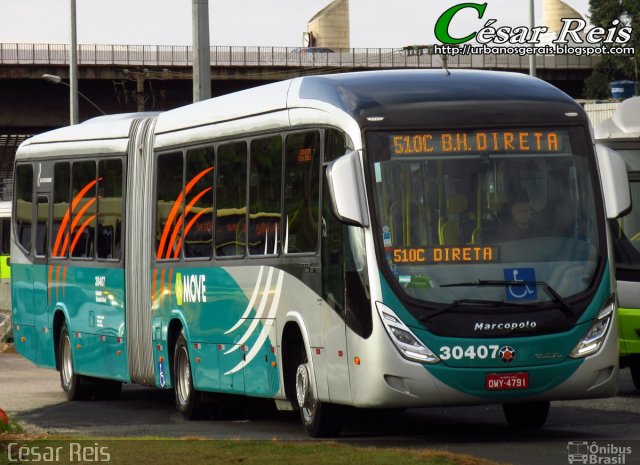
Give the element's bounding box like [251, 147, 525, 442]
[485, 373, 529, 390]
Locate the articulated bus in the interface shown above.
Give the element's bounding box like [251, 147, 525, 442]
[12, 70, 630, 436]
[0, 201, 11, 312]
[595, 96, 640, 389]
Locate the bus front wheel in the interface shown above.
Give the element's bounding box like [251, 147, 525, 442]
[173, 332, 206, 420]
[503, 401, 550, 429]
[294, 347, 342, 437]
[58, 324, 92, 401]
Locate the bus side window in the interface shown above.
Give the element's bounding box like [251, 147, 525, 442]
[321, 128, 352, 313]
[324, 128, 354, 163]
[184, 147, 214, 259]
[14, 164, 33, 254]
[156, 152, 184, 261]
[321, 173, 344, 313]
[321, 173, 371, 336]
[35, 195, 48, 257]
[52, 163, 70, 258]
[71, 161, 97, 259]
[249, 136, 282, 256]
[97, 159, 123, 260]
[284, 131, 320, 254]
[215, 141, 247, 257]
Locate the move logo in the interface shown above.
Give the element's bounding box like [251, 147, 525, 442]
[174, 272, 207, 306]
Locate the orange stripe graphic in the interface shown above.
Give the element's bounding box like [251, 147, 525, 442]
[52, 211, 71, 257]
[168, 268, 174, 301]
[62, 266, 68, 298]
[155, 167, 214, 304]
[55, 265, 61, 301]
[70, 197, 96, 233]
[175, 207, 213, 259]
[69, 214, 97, 255]
[165, 187, 212, 259]
[160, 268, 166, 304]
[152, 268, 158, 303]
[48, 265, 54, 302]
[156, 167, 214, 259]
[166, 215, 184, 260]
[52, 179, 98, 258]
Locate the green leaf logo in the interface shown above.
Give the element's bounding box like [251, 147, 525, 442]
[175, 272, 183, 306]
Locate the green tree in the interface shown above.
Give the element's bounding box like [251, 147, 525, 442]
[584, 0, 639, 99]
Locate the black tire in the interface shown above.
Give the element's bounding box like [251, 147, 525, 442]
[58, 324, 93, 401]
[630, 363, 640, 390]
[294, 344, 342, 437]
[173, 331, 206, 420]
[503, 401, 550, 429]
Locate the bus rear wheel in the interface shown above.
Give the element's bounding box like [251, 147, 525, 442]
[503, 401, 550, 429]
[58, 324, 92, 401]
[294, 347, 342, 437]
[173, 332, 205, 420]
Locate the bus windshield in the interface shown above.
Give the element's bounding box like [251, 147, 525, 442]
[367, 128, 602, 305]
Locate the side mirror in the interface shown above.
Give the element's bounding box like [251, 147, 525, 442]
[595, 144, 631, 219]
[326, 151, 369, 227]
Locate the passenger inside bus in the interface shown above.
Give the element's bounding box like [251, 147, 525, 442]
[483, 188, 539, 242]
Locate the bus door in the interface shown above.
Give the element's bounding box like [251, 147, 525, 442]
[33, 193, 54, 367]
[321, 171, 353, 404]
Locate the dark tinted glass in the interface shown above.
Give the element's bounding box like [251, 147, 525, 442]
[249, 136, 282, 255]
[215, 142, 247, 257]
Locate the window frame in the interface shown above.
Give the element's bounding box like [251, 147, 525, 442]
[152, 126, 346, 264]
[13, 162, 34, 256]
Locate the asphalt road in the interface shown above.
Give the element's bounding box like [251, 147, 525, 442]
[1, 352, 639, 465]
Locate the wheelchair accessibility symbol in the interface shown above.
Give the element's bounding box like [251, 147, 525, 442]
[503, 268, 537, 301]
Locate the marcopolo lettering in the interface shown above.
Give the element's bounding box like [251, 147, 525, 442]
[474, 321, 537, 331]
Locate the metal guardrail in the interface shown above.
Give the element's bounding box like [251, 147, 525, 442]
[0, 43, 601, 70]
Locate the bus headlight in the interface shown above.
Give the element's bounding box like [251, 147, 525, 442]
[376, 302, 439, 364]
[569, 298, 615, 359]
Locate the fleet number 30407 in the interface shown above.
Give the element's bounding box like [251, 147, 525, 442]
[439, 345, 501, 360]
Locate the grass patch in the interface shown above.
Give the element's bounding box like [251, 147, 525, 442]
[0, 437, 507, 465]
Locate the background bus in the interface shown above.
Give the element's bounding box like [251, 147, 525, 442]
[595, 96, 640, 389]
[0, 201, 11, 312]
[12, 70, 629, 437]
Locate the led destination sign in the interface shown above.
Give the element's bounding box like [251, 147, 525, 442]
[393, 246, 499, 264]
[390, 130, 565, 156]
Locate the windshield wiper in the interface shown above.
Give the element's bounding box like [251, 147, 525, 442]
[420, 298, 535, 322]
[439, 280, 573, 318]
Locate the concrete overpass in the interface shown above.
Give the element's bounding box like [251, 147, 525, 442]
[1, 43, 600, 124]
[0, 43, 600, 199]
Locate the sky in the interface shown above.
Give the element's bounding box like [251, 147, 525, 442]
[0, 0, 591, 48]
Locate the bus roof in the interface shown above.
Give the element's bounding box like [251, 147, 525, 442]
[155, 70, 585, 137]
[16, 112, 159, 160]
[595, 96, 640, 140]
[18, 71, 586, 159]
